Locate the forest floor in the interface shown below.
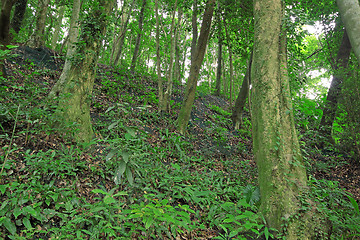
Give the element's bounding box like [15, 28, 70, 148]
[1, 46, 359, 239]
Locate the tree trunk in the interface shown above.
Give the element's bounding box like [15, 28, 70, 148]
[50, 5, 65, 50]
[130, 0, 146, 71]
[0, 0, 16, 78]
[319, 29, 351, 145]
[177, 0, 215, 134]
[215, 11, 222, 96]
[28, 0, 50, 48]
[49, 0, 80, 98]
[113, 0, 135, 66]
[336, 0, 360, 64]
[50, 0, 114, 143]
[174, 8, 183, 84]
[11, 0, 28, 34]
[190, 0, 198, 65]
[224, 19, 234, 107]
[252, 0, 330, 238]
[232, 51, 252, 129]
[160, 0, 178, 112]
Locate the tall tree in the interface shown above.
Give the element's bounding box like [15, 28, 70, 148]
[49, 0, 81, 97]
[49, 0, 114, 142]
[319, 29, 351, 145]
[214, 10, 222, 96]
[11, 0, 28, 34]
[160, 0, 178, 112]
[28, 0, 50, 48]
[336, 0, 360, 64]
[130, 0, 146, 71]
[0, 0, 16, 78]
[232, 52, 252, 129]
[252, 0, 329, 238]
[177, 0, 215, 134]
[50, 4, 65, 50]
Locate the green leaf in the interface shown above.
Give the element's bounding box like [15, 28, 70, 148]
[13, 207, 22, 219]
[108, 120, 119, 130]
[104, 195, 115, 204]
[3, 217, 16, 235]
[121, 151, 130, 163]
[114, 161, 127, 185]
[0, 184, 8, 194]
[92, 189, 108, 195]
[23, 206, 37, 218]
[145, 217, 154, 229]
[23, 217, 32, 230]
[264, 226, 270, 240]
[106, 149, 117, 161]
[347, 195, 360, 215]
[126, 169, 134, 185]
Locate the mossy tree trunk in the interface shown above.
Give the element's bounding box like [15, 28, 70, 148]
[130, 0, 146, 71]
[232, 51, 252, 129]
[11, 0, 28, 34]
[0, 0, 16, 78]
[28, 0, 49, 48]
[319, 30, 351, 145]
[336, 0, 360, 64]
[252, 0, 330, 238]
[49, 0, 114, 143]
[177, 0, 215, 134]
[50, 5, 65, 50]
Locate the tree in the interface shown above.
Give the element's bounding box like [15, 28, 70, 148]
[177, 0, 215, 134]
[49, 0, 115, 143]
[50, 4, 66, 50]
[214, 10, 222, 96]
[130, 0, 147, 71]
[28, 0, 50, 48]
[11, 0, 28, 34]
[49, 0, 81, 98]
[319, 29, 351, 145]
[232, 51, 252, 129]
[0, 0, 16, 78]
[251, 0, 329, 238]
[336, 0, 360, 64]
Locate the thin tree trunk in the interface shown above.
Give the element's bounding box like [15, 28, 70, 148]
[215, 11, 222, 96]
[232, 51, 252, 129]
[49, 0, 80, 97]
[155, 0, 163, 111]
[112, 0, 136, 66]
[252, 0, 330, 238]
[177, 0, 215, 134]
[319, 29, 351, 144]
[336, 0, 360, 64]
[223, 16, 234, 107]
[160, 0, 178, 112]
[190, 0, 198, 65]
[11, 0, 28, 34]
[130, 0, 146, 71]
[28, 0, 50, 48]
[50, 5, 65, 50]
[174, 8, 183, 83]
[0, 0, 16, 78]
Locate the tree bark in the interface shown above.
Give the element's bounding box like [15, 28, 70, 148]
[155, 0, 163, 111]
[49, 0, 80, 97]
[336, 0, 360, 64]
[319, 29, 351, 144]
[130, 0, 146, 71]
[215, 11, 222, 96]
[28, 0, 50, 48]
[49, 0, 114, 143]
[160, 0, 178, 112]
[232, 51, 252, 129]
[177, 0, 215, 134]
[113, 0, 135, 66]
[0, 0, 16, 78]
[252, 0, 330, 238]
[11, 0, 27, 34]
[190, 0, 198, 65]
[50, 5, 65, 50]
